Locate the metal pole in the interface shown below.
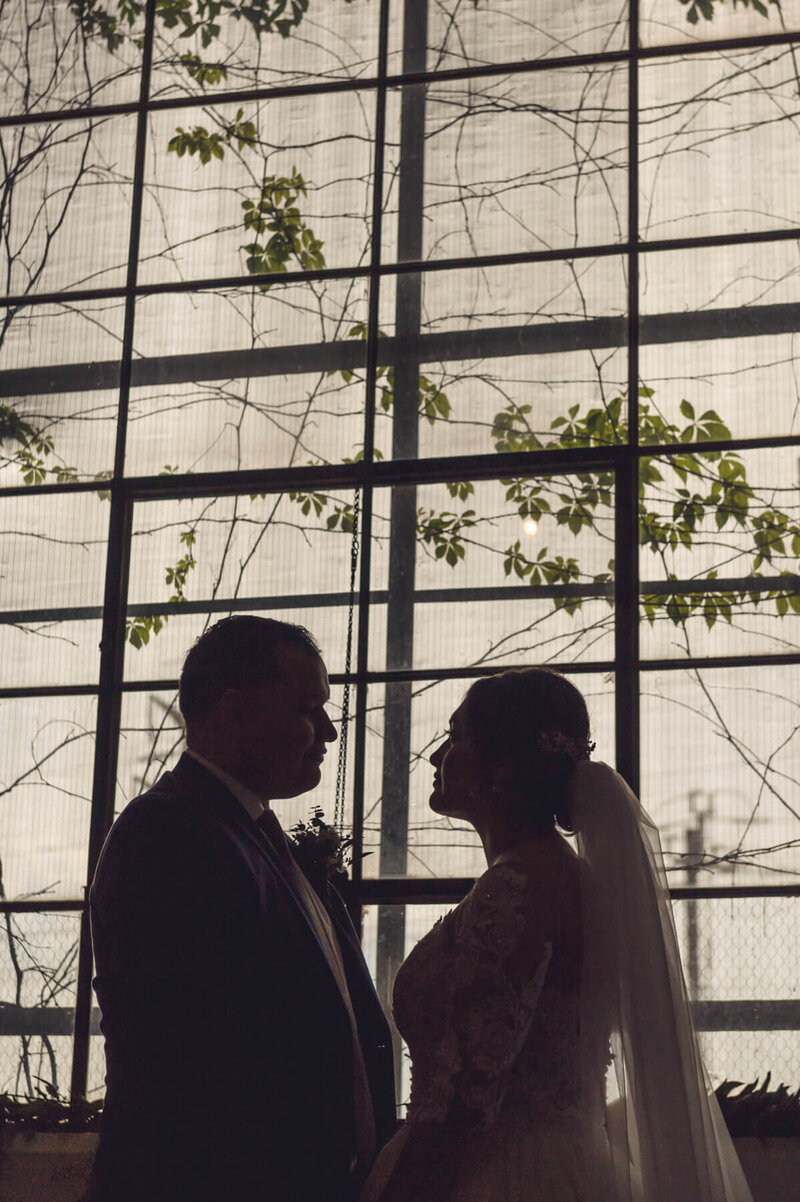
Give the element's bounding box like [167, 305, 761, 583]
[615, 4, 640, 794]
[69, 0, 156, 1102]
[375, 0, 428, 1092]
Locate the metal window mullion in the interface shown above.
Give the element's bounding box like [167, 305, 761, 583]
[8, 223, 800, 312]
[70, 0, 156, 1104]
[350, 0, 391, 910]
[615, 5, 641, 795]
[373, 0, 430, 1082]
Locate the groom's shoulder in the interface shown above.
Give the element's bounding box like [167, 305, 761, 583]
[93, 758, 236, 896]
[102, 755, 217, 853]
[114, 762, 188, 821]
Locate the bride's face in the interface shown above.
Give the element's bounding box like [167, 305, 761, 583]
[429, 702, 484, 818]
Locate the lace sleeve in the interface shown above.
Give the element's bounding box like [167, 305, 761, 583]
[415, 865, 553, 1127]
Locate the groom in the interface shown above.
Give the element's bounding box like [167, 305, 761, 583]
[88, 616, 395, 1202]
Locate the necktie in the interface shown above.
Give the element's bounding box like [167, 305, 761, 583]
[256, 807, 291, 861]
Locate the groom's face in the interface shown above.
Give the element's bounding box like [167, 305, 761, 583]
[232, 643, 337, 799]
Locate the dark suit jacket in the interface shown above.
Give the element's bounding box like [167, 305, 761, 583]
[88, 753, 395, 1202]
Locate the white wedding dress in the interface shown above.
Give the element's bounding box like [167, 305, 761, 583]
[362, 856, 617, 1202]
[362, 764, 754, 1202]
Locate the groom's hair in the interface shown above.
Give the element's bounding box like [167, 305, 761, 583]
[179, 615, 321, 725]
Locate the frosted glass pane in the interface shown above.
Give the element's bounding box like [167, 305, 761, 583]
[390, 64, 627, 262]
[139, 94, 374, 284]
[0, 2, 143, 116]
[641, 0, 795, 47]
[125, 490, 361, 678]
[371, 475, 616, 672]
[0, 912, 81, 1097]
[639, 447, 800, 660]
[0, 695, 96, 899]
[673, 894, 800, 1085]
[373, 258, 628, 461]
[640, 241, 800, 445]
[0, 622, 101, 689]
[148, 1, 380, 99]
[0, 116, 136, 297]
[640, 49, 800, 240]
[399, 0, 628, 71]
[641, 664, 800, 885]
[0, 491, 110, 612]
[1, 302, 122, 486]
[125, 283, 368, 475]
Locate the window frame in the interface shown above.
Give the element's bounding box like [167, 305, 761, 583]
[1, 0, 800, 1103]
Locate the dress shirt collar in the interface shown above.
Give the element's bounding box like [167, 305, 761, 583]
[185, 748, 268, 823]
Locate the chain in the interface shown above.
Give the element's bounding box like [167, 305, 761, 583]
[334, 488, 360, 834]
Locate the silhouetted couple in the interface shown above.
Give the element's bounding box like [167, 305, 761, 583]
[88, 617, 753, 1202]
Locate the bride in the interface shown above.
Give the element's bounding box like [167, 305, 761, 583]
[361, 667, 753, 1202]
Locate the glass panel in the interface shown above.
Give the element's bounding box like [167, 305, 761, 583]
[640, 0, 795, 48]
[363, 671, 615, 880]
[1, 301, 123, 485]
[639, 447, 800, 660]
[640, 241, 800, 445]
[0, 696, 96, 899]
[148, 1, 380, 100]
[125, 283, 368, 475]
[697, 1028, 800, 1093]
[125, 491, 361, 678]
[371, 476, 617, 673]
[0, 622, 102, 689]
[389, 0, 628, 72]
[639, 48, 800, 241]
[0, 490, 111, 611]
[392, 63, 627, 264]
[1, 115, 136, 297]
[374, 258, 628, 461]
[139, 94, 374, 284]
[116, 683, 354, 833]
[641, 664, 800, 886]
[0, 412, 109, 690]
[671, 895, 800, 1086]
[0, 911, 81, 1098]
[116, 688, 184, 813]
[0, 2, 143, 117]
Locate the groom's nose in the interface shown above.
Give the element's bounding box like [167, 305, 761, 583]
[319, 710, 337, 742]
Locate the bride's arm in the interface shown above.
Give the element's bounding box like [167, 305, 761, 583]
[370, 1112, 479, 1202]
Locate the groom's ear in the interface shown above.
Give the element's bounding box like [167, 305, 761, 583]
[217, 688, 250, 731]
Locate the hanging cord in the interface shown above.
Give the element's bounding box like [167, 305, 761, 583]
[334, 488, 360, 834]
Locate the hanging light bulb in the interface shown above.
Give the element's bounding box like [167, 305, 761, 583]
[522, 517, 538, 537]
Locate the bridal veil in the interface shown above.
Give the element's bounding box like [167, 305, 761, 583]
[570, 761, 753, 1202]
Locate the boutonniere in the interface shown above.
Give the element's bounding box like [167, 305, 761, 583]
[289, 807, 353, 884]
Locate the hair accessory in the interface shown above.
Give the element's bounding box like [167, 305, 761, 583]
[536, 729, 594, 763]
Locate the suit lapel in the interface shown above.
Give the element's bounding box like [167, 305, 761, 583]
[171, 754, 350, 994]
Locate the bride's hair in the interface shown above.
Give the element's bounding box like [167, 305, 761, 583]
[462, 667, 593, 833]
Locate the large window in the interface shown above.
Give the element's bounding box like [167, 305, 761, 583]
[1, 0, 799, 1104]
